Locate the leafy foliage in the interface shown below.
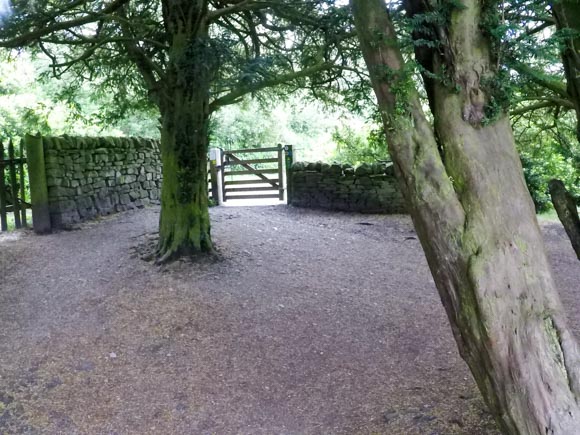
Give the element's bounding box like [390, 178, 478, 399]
[0, 55, 52, 141]
[0, 53, 159, 140]
[515, 110, 580, 211]
[210, 95, 354, 161]
[331, 114, 389, 164]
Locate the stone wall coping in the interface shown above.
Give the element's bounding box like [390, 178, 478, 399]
[43, 135, 160, 151]
[290, 161, 395, 177]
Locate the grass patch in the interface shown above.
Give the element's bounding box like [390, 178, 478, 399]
[3, 209, 32, 231]
[537, 207, 580, 223]
[537, 209, 560, 222]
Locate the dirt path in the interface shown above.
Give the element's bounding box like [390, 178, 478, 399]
[0, 206, 578, 434]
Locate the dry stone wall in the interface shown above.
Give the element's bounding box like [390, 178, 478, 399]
[289, 161, 407, 213]
[42, 136, 161, 227]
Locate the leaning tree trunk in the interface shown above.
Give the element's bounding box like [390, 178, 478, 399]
[549, 179, 580, 260]
[156, 0, 214, 262]
[351, 1, 580, 433]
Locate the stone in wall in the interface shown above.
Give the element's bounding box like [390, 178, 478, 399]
[289, 161, 406, 214]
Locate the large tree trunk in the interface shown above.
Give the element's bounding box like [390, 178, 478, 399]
[156, 0, 214, 262]
[552, 0, 580, 141]
[351, 1, 580, 433]
[549, 179, 580, 260]
[157, 92, 213, 262]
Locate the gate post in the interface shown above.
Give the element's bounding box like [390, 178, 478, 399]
[0, 141, 7, 231]
[24, 134, 52, 234]
[217, 148, 224, 205]
[221, 149, 227, 203]
[7, 140, 22, 229]
[209, 148, 220, 204]
[284, 145, 293, 204]
[277, 144, 284, 200]
[18, 140, 28, 227]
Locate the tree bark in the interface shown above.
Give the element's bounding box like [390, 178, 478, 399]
[351, 1, 580, 433]
[549, 179, 580, 260]
[156, 0, 214, 262]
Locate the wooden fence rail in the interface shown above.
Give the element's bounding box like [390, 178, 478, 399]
[0, 139, 29, 231]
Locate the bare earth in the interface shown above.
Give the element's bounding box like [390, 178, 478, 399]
[0, 205, 578, 435]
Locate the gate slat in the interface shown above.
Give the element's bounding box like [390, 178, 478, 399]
[224, 158, 278, 166]
[225, 168, 279, 176]
[8, 140, 22, 229]
[224, 179, 280, 186]
[0, 141, 7, 231]
[224, 194, 281, 200]
[225, 186, 278, 193]
[224, 146, 279, 154]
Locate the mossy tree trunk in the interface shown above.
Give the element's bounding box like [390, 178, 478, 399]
[156, 0, 214, 262]
[351, 0, 580, 433]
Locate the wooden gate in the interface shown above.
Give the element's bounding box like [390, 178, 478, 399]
[0, 139, 29, 231]
[221, 145, 285, 202]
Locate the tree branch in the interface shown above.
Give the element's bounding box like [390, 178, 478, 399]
[207, 1, 271, 23]
[514, 21, 554, 41]
[115, 8, 162, 101]
[0, 0, 131, 48]
[510, 60, 569, 99]
[209, 62, 336, 111]
[510, 98, 574, 116]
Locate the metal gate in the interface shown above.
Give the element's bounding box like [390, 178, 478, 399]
[0, 139, 29, 231]
[220, 145, 285, 202]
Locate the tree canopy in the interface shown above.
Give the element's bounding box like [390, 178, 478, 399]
[0, 0, 360, 119]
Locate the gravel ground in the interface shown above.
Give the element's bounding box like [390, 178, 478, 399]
[0, 205, 578, 435]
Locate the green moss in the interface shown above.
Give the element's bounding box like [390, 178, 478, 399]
[371, 29, 399, 48]
[448, 171, 468, 195]
[513, 236, 528, 254]
[543, 315, 567, 373]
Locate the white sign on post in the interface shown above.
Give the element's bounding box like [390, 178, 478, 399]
[209, 148, 219, 164]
